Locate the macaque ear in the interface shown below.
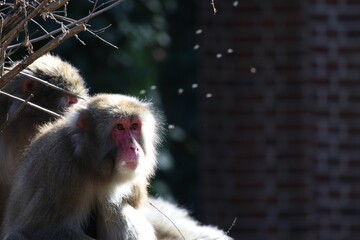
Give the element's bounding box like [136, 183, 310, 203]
[21, 79, 37, 93]
[76, 112, 87, 130]
[76, 111, 92, 131]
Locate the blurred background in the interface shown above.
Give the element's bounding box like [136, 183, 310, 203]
[20, 0, 360, 239]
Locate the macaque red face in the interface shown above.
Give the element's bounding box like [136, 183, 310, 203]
[57, 95, 79, 113]
[65, 95, 79, 107]
[113, 117, 144, 172]
[72, 94, 160, 186]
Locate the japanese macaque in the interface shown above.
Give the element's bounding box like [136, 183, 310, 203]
[2, 94, 161, 240]
[0, 53, 88, 221]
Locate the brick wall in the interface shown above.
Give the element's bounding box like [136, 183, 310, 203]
[197, 1, 360, 239]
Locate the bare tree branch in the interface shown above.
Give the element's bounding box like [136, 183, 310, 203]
[0, 93, 34, 133]
[0, 23, 86, 89]
[44, 0, 70, 13]
[7, 0, 124, 50]
[1, 0, 52, 49]
[0, 0, 124, 119]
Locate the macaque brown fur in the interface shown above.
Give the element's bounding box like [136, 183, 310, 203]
[0, 54, 88, 221]
[2, 94, 161, 240]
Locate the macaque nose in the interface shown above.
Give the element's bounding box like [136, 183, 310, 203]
[130, 145, 138, 153]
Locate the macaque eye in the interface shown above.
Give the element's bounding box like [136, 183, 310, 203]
[130, 123, 139, 130]
[115, 124, 125, 131]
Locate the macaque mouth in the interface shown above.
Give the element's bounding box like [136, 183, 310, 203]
[120, 160, 138, 170]
[116, 142, 141, 171]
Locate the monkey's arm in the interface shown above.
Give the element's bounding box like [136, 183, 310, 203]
[97, 202, 156, 240]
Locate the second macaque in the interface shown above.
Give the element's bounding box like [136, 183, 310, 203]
[2, 94, 162, 240]
[0, 54, 88, 221]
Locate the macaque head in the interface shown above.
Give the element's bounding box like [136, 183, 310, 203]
[4, 54, 88, 121]
[69, 94, 162, 184]
[15, 77, 80, 113]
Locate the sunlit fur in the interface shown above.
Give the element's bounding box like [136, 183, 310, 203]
[145, 197, 234, 240]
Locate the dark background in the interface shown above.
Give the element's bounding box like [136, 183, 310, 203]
[13, 0, 360, 239]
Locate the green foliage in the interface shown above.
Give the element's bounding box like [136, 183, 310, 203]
[55, 0, 175, 95]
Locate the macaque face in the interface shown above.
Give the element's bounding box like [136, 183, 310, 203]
[113, 117, 144, 173]
[50, 94, 79, 116]
[72, 95, 159, 185]
[62, 95, 79, 110]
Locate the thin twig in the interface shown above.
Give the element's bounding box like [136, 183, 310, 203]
[224, 217, 237, 237]
[91, 24, 113, 34]
[92, 0, 117, 12]
[0, 93, 34, 133]
[91, 0, 100, 13]
[7, 0, 124, 50]
[23, 2, 34, 54]
[0, 90, 61, 118]
[0, 10, 4, 77]
[44, 0, 70, 13]
[149, 201, 186, 240]
[193, 217, 237, 240]
[0, 0, 52, 71]
[51, 13, 117, 49]
[87, 28, 118, 49]
[51, 13, 90, 27]
[1, 0, 51, 46]
[31, 19, 56, 40]
[0, 24, 86, 89]
[210, 0, 217, 14]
